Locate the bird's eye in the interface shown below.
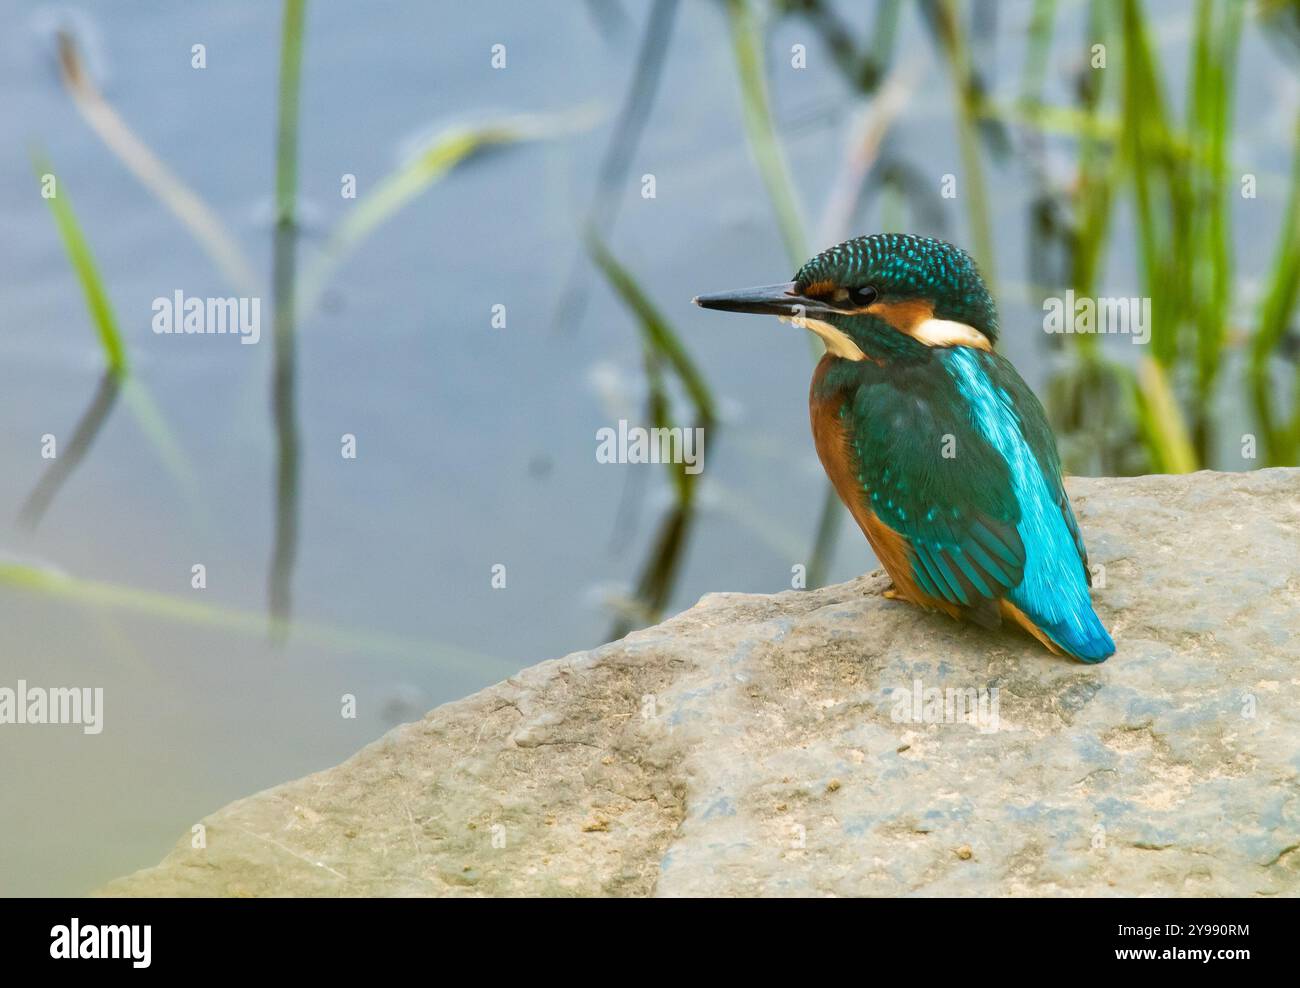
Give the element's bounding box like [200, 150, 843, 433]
[851, 286, 878, 306]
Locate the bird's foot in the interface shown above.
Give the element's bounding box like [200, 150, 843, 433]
[882, 583, 900, 600]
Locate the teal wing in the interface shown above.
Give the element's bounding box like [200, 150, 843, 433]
[843, 362, 1027, 625]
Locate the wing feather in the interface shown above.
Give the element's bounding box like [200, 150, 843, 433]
[843, 363, 1026, 615]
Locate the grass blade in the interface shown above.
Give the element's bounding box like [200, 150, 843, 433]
[921, 0, 997, 287]
[726, 0, 808, 263]
[1249, 112, 1300, 464]
[18, 372, 120, 529]
[275, 0, 307, 226]
[0, 559, 511, 676]
[299, 112, 591, 318]
[587, 235, 718, 426]
[1135, 356, 1197, 473]
[269, 0, 308, 635]
[554, 0, 680, 329]
[34, 153, 207, 525]
[54, 32, 259, 296]
[34, 155, 128, 376]
[588, 235, 714, 636]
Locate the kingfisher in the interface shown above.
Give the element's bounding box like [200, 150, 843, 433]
[694, 233, 1115, 663]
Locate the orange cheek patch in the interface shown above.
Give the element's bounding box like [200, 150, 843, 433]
[865, 298, 935, 331]
[866, 299, 991, 351]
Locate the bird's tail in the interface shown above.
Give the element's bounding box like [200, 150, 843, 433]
[1041, 604, 1115, 663]
[1002, 599, 1115, 663]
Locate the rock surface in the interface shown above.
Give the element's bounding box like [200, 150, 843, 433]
[102, 469, 1300, 897]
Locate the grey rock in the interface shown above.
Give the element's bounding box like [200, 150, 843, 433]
[101, 469, 1300, 897]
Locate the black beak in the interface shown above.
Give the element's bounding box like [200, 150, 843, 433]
[692, 282, 837, 319]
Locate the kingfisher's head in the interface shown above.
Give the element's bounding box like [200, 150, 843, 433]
[694, 233, 998, 362]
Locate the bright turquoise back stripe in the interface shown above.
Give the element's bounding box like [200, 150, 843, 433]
[945, 349, 1112, 659]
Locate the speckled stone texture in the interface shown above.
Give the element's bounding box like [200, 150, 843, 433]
[101, 468, 1300, 897]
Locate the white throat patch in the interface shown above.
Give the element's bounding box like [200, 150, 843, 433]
[779, 314, 866, 361]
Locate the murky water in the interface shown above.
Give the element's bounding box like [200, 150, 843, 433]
[1, 1, 1293, 894]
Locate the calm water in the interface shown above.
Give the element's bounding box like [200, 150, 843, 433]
[1, 1, 1293, 895]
